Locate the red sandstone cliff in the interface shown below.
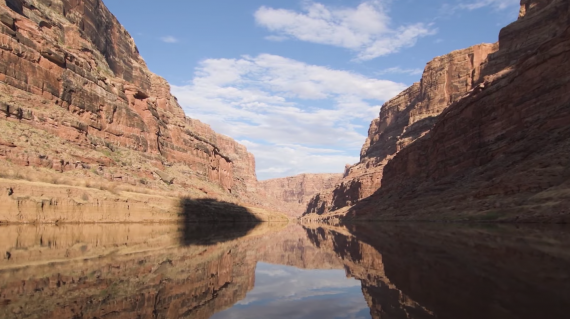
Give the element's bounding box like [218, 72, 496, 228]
[258, 173, 342, 217]
[0, 0, 270, 222]
[304, 43, 497, 216]
[306, 0, 570, 222]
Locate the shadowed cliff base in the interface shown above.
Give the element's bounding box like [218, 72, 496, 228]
[178, 198, 263, 246]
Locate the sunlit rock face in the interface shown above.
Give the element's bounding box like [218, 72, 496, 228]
[304, 44, 497, 217]
[306, 0, 570, 222]
[258, 173, 342, 217]
[0, 0, 260, 217]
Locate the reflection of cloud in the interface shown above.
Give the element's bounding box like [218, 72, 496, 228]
[256, 268, 290, 277]
[212, 263, 371, 319]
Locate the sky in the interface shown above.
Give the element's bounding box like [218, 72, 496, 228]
[104, 0, 521, 180]
[211, 262, 371, 319]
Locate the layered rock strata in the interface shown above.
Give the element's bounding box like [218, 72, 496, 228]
[0, 0, 270, 222]
[0, 178, 287, 223]
[258, 173, 342, 217]
[338, 0, 570, 222]
[304, 43, 497, 216]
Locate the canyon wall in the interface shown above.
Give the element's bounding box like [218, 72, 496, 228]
[0, 0, 264, 222]
[338, 0, 570, 222]
[304, 43, 498, 216]
[258, 173, 342, 217]
[304, 0, 570, 222]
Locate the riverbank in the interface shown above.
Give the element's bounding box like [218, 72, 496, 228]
[0, 178, 289, 224]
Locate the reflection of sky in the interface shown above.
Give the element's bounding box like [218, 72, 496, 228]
[211, 262, 371, 319]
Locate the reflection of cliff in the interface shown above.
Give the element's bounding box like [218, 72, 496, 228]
[255, 224, 344, 269]
[2, 223, 570, 319]
[0, 223, 282, 319]
[342, 223, 570, 319]
[304, 226, 434, 319]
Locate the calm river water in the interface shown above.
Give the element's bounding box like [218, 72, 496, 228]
[1, 222, 569, 318]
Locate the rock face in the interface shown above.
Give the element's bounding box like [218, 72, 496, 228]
[307, 0, 570, 222]
[304, 43, 498, 216]
[0, 0, 265, 222]
[258, 173, 342, 217]
[0, 178, 288, 223]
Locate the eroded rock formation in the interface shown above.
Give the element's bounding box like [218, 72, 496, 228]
[338, 0, 570, 222]
[0, 0, 264, 222]
[304, 43, 497, 216]
[258, 173, 342, 217]
[304, 0, 570, 222]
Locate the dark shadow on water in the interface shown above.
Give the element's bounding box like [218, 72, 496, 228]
[344, 222, 570, 319]
[178, 198, 262, 246]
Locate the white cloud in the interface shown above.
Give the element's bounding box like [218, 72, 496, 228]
[171, 54, 406, 179]
[242, 141, 359, 180]
[161, 36, 179, 43]
[377, 66, 423, 76]
[459, 0, 519, 10]
[254, 1, 436, 61]
[442, 0, 519, 13]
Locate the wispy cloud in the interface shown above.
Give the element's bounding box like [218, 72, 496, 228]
[160, 36, 179, 43]
[254, 1, 436, 61]
[441, 0, 519, 14]
[458, 0, 519, 10]
[377, 66, 423, 76]
[171, 54, 406, 179]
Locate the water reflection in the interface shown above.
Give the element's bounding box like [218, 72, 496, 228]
[212, 263, 370, 319]
[1, 222, 569, 319]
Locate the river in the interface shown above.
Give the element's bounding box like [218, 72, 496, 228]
[1, 222, 569, 318]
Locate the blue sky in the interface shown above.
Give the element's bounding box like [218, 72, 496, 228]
[104, 0, 520, 180]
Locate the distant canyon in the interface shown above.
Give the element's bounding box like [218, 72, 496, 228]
[0, 0, 569, 223]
